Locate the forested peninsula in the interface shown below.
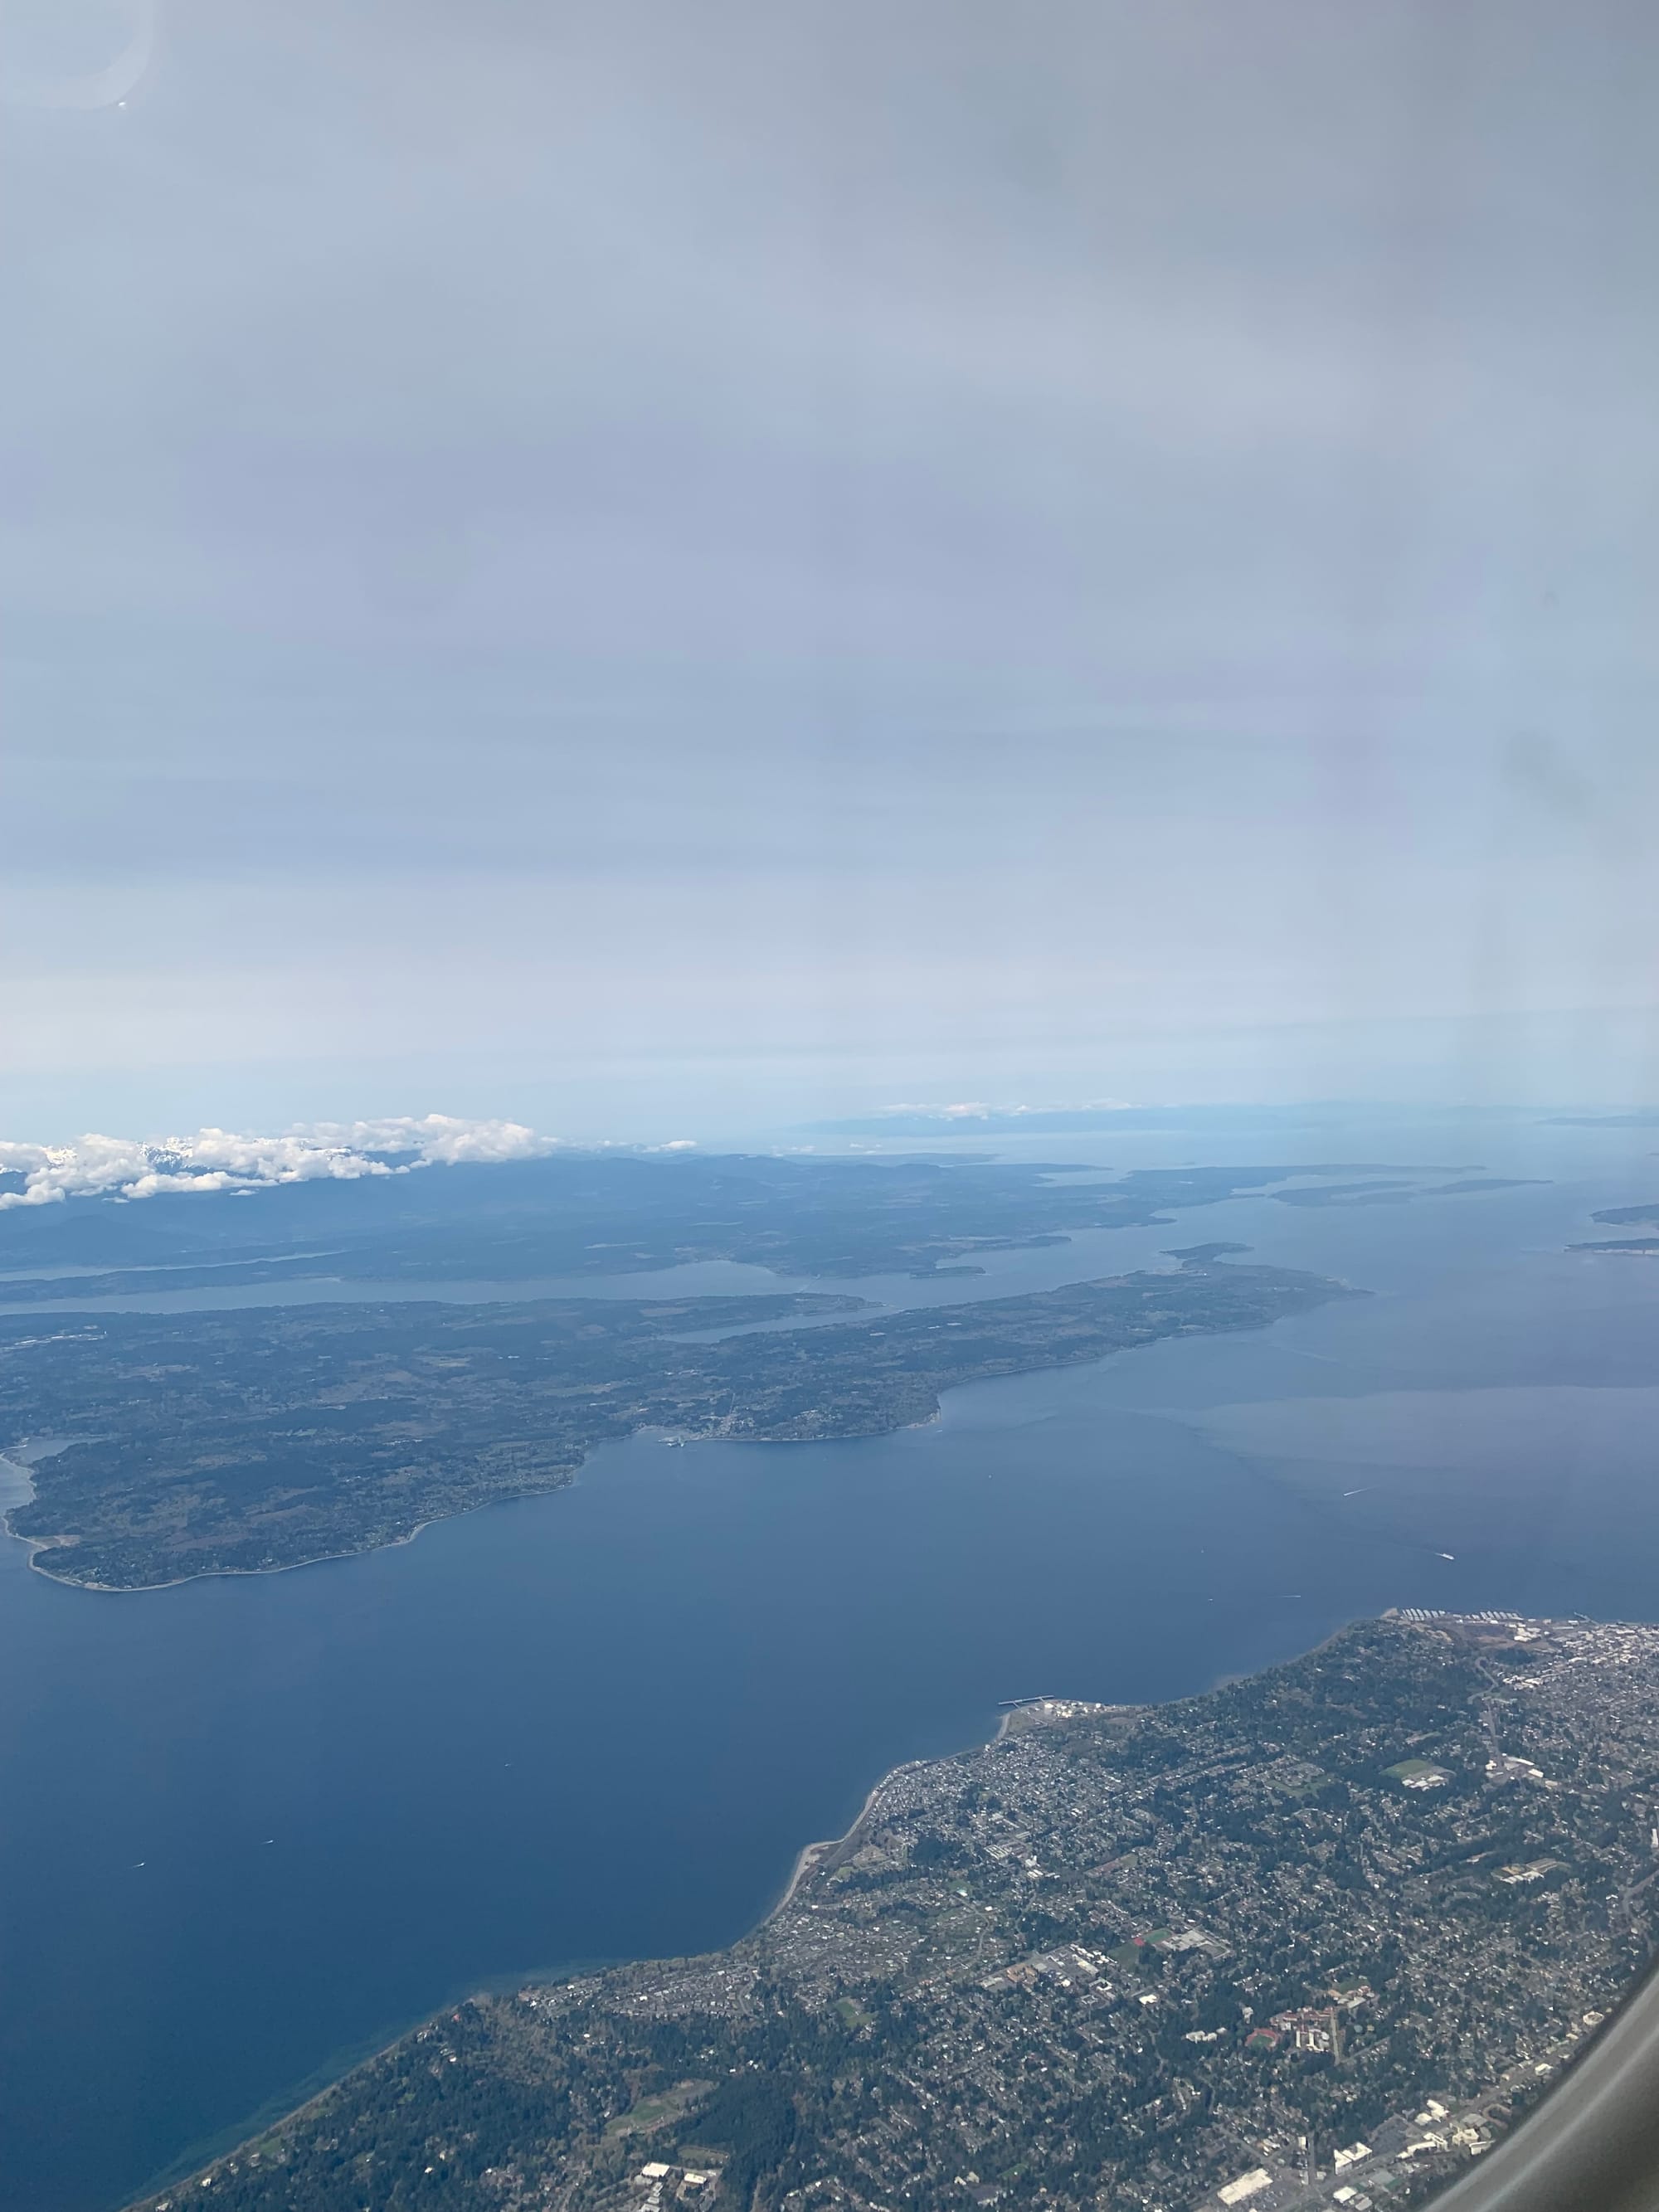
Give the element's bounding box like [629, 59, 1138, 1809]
[0, 1259, 1355, 1591]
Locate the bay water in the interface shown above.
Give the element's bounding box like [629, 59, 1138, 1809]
[5, 1118, 1659, 2210]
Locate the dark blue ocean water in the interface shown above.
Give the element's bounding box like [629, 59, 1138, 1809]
[6, 1116, 1659, 2211]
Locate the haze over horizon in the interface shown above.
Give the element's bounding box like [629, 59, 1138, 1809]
[7, 0, 1659, 1135]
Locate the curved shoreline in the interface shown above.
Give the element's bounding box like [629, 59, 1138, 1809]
[0, 1450, 55, 1578]
[3, 1411, 941, 1597]
[7, 1411, 942, 1593]
[2, 1257, 1350, 1597]
[767, 1767, 923, 1919]
[124, 1612, 1599, 2212]
[126, 1725, 1018, 2209]
[766, 1693, 1157, 1920]
[0, 1451, 450, 1596]
[5, 1488, 564, 1596]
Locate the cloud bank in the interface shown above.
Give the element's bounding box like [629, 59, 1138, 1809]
[8, 0, 1659, 1135]
[0, 1115, 560, 1209]
[879, 1101, 1133, 1122]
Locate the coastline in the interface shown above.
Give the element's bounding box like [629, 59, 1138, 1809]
[6, 1402, 946, 1597]
[120, 1613, 1560, 2212]
[2, 1140, 1635, 2210]
[1, 1258, 1346, 1597]
[124, 1723, 1027, 2209]
[140, 1708, 1069, 2190]
[12, 1500, 542, 1597]
[767, 1768, 919, 1919]
[0, 1449, 53, 1578]
[144, 1655, 1202, 2198]
[2, 1452, 586, 1595]
[767, 1692, 1156, 1915]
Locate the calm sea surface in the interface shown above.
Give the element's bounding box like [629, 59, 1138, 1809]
[6, 1116, 1659, 2210]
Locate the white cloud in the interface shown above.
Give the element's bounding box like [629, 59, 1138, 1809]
[883, 1101, 995, 1121]
[880, 1099, 1133, 1121]
[0, 1115, 559, 1208]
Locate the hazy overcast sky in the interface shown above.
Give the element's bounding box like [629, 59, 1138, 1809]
[5, 0, 1659, 1137]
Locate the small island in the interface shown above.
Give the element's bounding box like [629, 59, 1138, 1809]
[1275, 1176, 1546, 1210]
[1570, 1201, 1659, 1257]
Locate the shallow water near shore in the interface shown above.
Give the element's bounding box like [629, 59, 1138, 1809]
[6, 1118, 1659, 2210]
